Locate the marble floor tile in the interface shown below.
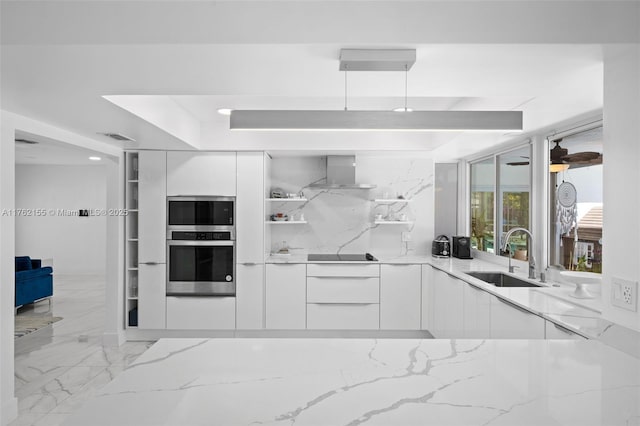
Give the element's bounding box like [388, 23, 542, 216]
[10, 274, 153, 426]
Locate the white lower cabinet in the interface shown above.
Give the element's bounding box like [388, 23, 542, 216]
[138, 263, 166, 329]
[490, 295, 545, 339]
[421, 264, 436, 331]
[380, 264, 421, 330]
[236, 264, 264, 330]
[545, 320, 587, 340]
[166, 296, 236, 330]
[463, 282, 491, 338]
[265, 264, 306, 329]
[431, 270, 465, 338]
[307, 303, 379, 330]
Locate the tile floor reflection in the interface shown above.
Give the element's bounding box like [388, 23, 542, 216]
[11, 275, 153, 426]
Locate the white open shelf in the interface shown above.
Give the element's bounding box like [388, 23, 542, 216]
[266, 220, 308, 224]
[266, 198, 308, 202]
[374, 199, 412, 203]
[374, 220, 413, 225]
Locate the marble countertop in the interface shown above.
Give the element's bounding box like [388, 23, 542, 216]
[265, 254, 640, 357]
[63, 337, 640, 426]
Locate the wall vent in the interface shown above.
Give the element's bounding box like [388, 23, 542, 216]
[98, 132, 136, 142]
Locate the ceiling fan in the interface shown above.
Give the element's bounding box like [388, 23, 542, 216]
[550, 138, 602, 172]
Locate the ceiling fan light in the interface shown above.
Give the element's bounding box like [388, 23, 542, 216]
[550, 163, 570, 173]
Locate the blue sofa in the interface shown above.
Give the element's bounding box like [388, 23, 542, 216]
[15, 256, 53, 307]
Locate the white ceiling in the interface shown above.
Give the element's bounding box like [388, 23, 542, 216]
[15, 131, 116, 166]
[1, 1, 632, 161]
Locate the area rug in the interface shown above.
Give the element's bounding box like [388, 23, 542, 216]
[14, 316, 63, 339]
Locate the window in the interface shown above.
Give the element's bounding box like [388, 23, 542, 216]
[470, 158, 495, 252]
[470, 145, 531, 259]
[549, 126, 603, 273]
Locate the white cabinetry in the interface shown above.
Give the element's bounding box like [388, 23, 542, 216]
[166, 151, 236, 196]
[463, 282, 491, 338]
[265, 264, 306, 329]
[236, 152, 266, 330]
[138, 264, 166, 329]
[380, 264, 421, 330]
[166, 297, 235, 329]
[137, 151, 167, 329]
[545, 320, 587, 340]
[490, 295, 545, 339]
[236, 264, 264, 329]
[421, 264, 435, 331]
[236, 152, 265, 263]
[306, 264, 381, 330]
[431, 269, 465, 338]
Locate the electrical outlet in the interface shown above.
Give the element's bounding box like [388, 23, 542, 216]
[401, 232, 412, 242]
[611, 277, 638, 312]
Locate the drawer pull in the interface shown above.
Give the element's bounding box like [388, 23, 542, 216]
[312, 302, 377, 306]
[496, 297, 535, 315]
[553, 323, 578, 336]
[241, 262, 258, 266]
[308, 276, 374, 279]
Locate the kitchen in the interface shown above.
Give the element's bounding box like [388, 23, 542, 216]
[1, 1, 640, 425]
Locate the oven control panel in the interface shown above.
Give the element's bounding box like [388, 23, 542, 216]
[171, 231, 232, 241]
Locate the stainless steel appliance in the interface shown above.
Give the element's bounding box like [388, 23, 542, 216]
[307, 253, 377, 262]
[167, 196, 234, 231]
[167, 230, 235, 296]
[167, 196, 236, 296]
[452, 236, 472, 259]
[432, 235, 450, 258]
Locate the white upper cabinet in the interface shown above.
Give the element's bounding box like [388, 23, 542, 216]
[166, 152, 237, 196]
[380, 264, 421, 330]
[236, 152, 265, 263]
[138, 151, 167, 264]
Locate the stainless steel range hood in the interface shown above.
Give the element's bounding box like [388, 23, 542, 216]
[308, 156, 376, 189]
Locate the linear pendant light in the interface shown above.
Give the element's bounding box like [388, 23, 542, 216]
[230, 110, 523, 132]
[228, 49, 523, 132]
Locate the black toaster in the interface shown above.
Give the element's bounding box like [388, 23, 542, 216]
[432, 235, 450, 258]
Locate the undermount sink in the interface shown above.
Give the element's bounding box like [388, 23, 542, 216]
[465, 271, 542, 288]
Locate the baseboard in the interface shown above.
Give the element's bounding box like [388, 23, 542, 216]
[2, 396, 18, 425]
[102, 330, 126, 347]
[125, 328, 433, 341]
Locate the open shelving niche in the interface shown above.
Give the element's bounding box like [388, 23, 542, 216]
[265, 197, 308, 224]
[372, 198, 413, 224]
[125, 152, 139, 327]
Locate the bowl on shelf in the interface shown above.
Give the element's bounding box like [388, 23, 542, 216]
[271, 215, 288, 222]
[560, 271, 602, 299]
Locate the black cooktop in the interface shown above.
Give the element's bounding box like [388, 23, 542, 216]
[307, 253, 378, 262]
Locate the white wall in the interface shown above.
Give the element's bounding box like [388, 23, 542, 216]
[15, 165, 108, 275]
[602, 44, 640, 331]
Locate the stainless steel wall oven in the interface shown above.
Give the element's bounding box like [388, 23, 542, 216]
[167, 196, 235, 296]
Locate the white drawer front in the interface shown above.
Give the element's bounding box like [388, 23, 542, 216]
[307, 303, 379, 330]
[307, 263, 380, 277]
[307, 277, 380, 303]
[166, 297, 235, 330]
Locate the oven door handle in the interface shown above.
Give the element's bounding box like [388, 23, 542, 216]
[167, 240, 235, 246]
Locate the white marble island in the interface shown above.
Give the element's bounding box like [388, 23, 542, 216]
[63, 338, 639, 426]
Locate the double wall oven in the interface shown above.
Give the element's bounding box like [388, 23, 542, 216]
[166, 196, 235, 296]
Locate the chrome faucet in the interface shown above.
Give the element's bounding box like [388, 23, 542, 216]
[501, 227, 536, 279]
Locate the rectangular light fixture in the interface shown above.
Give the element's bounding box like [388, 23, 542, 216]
[230, 110, 523, 132]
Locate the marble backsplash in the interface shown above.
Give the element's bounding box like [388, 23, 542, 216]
[267, 155, 434, 257]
